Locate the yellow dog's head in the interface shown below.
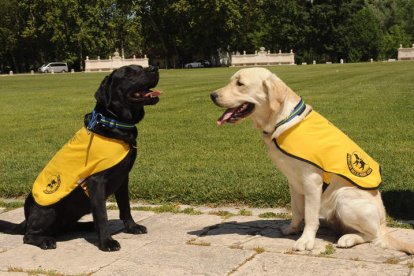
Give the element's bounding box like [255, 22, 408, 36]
[211, 67, 293, 126]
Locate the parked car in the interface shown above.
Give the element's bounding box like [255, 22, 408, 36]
[184, 59, 211, 68]
[38, 62, 68, 73]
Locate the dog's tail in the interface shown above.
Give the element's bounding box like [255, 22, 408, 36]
[0, 220, 25, 235]
[380, 225, 414, 255]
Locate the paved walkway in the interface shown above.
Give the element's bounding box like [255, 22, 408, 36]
[0, 205, 413, 275]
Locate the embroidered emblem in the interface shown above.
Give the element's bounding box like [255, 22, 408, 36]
[347, 152, 373, 177]
[43, 175, 61, 194]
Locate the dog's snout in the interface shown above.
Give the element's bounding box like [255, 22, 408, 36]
[210, 92, 219, 103]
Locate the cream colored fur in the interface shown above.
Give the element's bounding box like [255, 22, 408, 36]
[213, 67, 414, 253]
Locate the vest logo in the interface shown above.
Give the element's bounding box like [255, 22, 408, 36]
[347, 152, 372, 177]
[43, 175, 61, 194]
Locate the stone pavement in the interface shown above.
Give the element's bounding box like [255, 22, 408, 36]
[0, 204, 413, 275]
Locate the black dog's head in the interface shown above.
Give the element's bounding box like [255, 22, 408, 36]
[95, 65, 160, 124]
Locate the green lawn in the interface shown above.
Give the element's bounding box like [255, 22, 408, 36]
[0, 62, 413, 217]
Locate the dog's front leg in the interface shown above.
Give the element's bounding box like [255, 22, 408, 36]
[115, 177, 147, 234]
[87, 178, 120, 251]
[281, 183, 304, 235]
[293, 174, 323, 251]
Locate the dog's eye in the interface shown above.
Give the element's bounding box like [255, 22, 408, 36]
[236, 80, 244, 86]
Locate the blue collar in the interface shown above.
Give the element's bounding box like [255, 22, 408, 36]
[263, 98, 306, 135]
[87, 110, 135, 131]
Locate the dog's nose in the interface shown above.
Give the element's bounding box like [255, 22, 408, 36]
[210, 92, 219, 102]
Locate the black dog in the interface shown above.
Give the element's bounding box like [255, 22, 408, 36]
[0, 65, 160, 251]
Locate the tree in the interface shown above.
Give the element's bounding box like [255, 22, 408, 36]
[341, 7, 382, 62]
[367, 0, 414, 59]
[0, 0, 19, 72]
[307, 0, 366, 62]
[16, 0, 144, 71]
[1, 0, 413, 71]
[141, 0, 245, 67]
[255, 0, 311, 63]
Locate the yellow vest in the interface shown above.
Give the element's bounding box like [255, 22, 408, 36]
[32, 127, 130, 206]
[274, 111, 381, 189]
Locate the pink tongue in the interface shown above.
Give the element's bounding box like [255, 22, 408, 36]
[146, 90, 162, 97]
[217, 108, 236, 126]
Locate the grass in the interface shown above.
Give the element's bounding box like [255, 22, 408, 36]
[0, 62, 413, 217]
[0, 200, 24, 211]
[186, 238, 211, 246]
[239, 209, 252, 216]
[109, 204, 204, 215]
[7, 266, 85, 276]
[253, 246, 265, 254]
[131, 204, 181, 213]
[182, 207, 203, 215]
[383, 257, 400, 264]
[319, 243, 336, 256]
[386, 216, 413, 229]
[208, 210, 235, 219]
[258, 212, 291, 219]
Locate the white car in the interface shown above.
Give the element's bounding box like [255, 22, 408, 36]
[184, 60, 210, 68]
[38, 62, 68, 73]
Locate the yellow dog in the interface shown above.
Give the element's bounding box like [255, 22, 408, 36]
[211, 67, 413, 254]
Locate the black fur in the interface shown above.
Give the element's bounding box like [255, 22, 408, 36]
[0, 65, 160, 251]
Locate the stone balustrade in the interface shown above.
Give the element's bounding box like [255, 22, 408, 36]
[85, 50, 149, 72]
[231, 47, 295, 66]
[397, 44, 414, 61]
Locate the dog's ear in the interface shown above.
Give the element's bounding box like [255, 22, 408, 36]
[263, 74, 284, 112]
[94, 75, 112, 107]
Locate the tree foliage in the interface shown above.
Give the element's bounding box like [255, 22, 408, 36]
[0, 0, 412, 72]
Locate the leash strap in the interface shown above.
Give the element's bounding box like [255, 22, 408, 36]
[87, 110, 135, 131]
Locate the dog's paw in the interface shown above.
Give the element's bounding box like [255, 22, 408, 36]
[337, 234, 364, 248]
[125, 224, 147, 235]
[280, 224, 301, 235]
[293, 236, 315, 251]
[23, 235, 56, 250]
[99, 239, 121, 252]
[39, 237, 57, 250]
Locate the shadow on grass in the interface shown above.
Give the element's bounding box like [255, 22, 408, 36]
[382, 190, 414, 220]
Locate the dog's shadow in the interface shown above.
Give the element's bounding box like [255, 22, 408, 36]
[58, 219, 126, 248]
[0, 218, 137, 250]
[382, 190, 414, 220]
[188, 190, 414, 244]
[188, 219, 338, 243]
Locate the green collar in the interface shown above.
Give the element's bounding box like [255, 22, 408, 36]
[87, 109, 135, 131]
[263, 98, 306, 135]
